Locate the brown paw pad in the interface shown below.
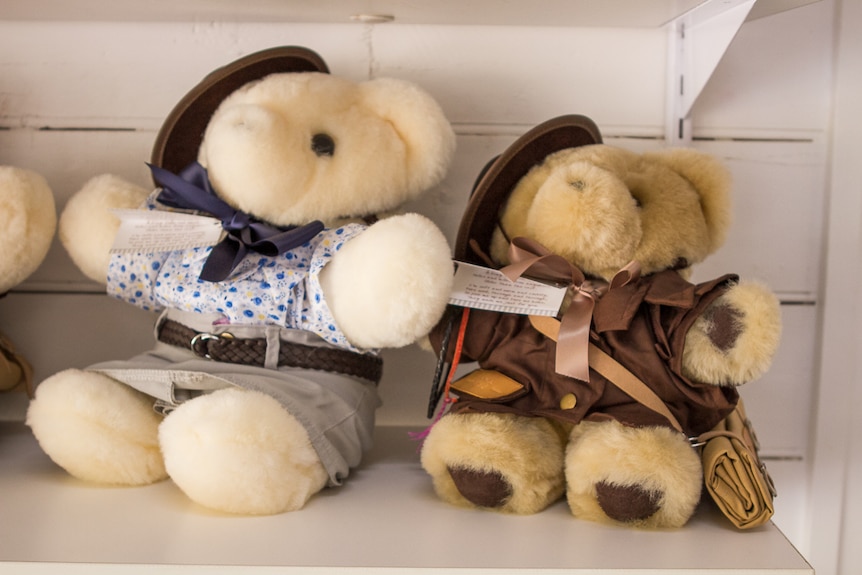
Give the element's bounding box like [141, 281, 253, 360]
[706, 303, 743, 352]
[595, 481, 661, 522]
[447, 465, 513, 508]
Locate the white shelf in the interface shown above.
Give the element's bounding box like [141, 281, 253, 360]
[0, 0, 820, 26]
[0, 421, 812, 574]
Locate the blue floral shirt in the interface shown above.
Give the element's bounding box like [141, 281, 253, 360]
[107, 220, 367, 352]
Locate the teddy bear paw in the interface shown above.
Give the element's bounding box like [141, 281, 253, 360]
[421, 412, 567, 514]
[320, 212, 453, 349]
[159, 387, 328, 515]
[447, 465, 513, 508]
[566, 420, 702, 528]
[59, 174, 150, 284]
[683, 280, 782, 386]
[594, 481, 662, 523]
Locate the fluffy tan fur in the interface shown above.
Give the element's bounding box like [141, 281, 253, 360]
[683, 281, 783, 385]
[491, 145, 732, 281]
[423, 140, 779, 530]
[565, 420, 703, 528]
[421, 412, 568, 514]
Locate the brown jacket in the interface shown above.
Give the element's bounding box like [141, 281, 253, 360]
[430, 270, 739, 436]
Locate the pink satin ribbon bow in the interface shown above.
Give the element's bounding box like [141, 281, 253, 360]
[500, 237, 640, 382]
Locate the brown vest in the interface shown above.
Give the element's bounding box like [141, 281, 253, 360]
[430, 270, 739, 436]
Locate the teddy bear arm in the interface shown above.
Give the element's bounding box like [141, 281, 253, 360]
[0, 166, 57, 293]
[682, 281, 782, 386]
[319, 213, 454, 350]
[105, 250, 170, 313]
[60, 174, 151, 284]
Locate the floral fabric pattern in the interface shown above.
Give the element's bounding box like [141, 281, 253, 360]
[107, 220, 366, 352]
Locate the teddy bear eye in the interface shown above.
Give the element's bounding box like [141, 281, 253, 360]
[311, 133, 336, 157]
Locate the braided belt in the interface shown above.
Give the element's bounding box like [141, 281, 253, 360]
[157, 319, 382, 384]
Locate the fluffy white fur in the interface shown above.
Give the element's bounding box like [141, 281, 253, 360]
[201, 74, 455, 227]
[683, 281, 783, 385]
[320, 213, 454, 349]
[159, 388, 327, 515]
[59, 174, 150, 283]
[565, 420, 703, 529]
[421, 412, 568, 514]
[29, 64, 456, 515]
[0, 166, 56, 293]
[26, 369, 166, 485]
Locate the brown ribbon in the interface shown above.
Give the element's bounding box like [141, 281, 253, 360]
[500, 237, 640, 382]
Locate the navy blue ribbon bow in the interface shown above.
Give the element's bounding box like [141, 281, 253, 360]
[149, 161, 324, 282]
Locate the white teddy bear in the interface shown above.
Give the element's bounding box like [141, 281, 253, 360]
[26, 46, 456, 515]
[0, 166, 56, 396]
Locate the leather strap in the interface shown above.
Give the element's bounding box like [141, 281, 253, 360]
[157, 319, 382, 384]
[587, 344, 684, 434]
[529, 315, 684, 433]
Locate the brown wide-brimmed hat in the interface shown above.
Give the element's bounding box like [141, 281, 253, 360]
[151, 46, 329, 179]
[455, 114, 603, 265]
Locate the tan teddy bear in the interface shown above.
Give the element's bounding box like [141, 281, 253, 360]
[420, 115, 781, 529]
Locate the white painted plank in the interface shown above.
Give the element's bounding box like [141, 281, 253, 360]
[0, 21, 370, 127]
[690, 139, 827, 301]
[692, 0, 833, 135]
[0, 0, 710, 27]
[0, 421, 814, 573]
[737, 304, 818, 457]
[373, 25, 668, 133]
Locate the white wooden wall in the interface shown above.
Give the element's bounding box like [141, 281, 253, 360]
[1, 1, 856, 573]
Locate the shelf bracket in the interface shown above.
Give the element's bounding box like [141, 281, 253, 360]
[665, 0, 757, 145]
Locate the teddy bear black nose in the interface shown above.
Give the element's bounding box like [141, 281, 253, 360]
[311, 133, 336, 157]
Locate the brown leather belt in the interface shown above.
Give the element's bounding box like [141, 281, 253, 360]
[157, 319, 382, 384]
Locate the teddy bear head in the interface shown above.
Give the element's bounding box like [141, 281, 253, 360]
[150, 46, 455, 227]
[457, 115, 731, 281]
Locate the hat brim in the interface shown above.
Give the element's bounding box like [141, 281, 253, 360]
[150, 46, 329, 179]
[454, 114, 602, 264]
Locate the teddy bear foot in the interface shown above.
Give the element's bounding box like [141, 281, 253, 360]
[566, 420, 702, 528]
[447, 465, 513, 508]
[421, 412, 567, 514]
[26, 369, 167, 485]
[159, 387, 328, 515]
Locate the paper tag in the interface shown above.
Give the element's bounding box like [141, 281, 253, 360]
[110, 209, 224, 253]
[449, 261, 567, 316]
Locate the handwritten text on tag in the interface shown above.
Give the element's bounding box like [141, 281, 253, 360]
[110, 209, 223, 253]
[449, 261, 566, 316]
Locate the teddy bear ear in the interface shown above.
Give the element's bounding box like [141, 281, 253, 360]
[358, 78, 456, 197]
[151, 46, 329, 180]
[644, 148, 733, 254]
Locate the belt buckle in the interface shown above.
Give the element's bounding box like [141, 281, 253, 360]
[189, 331, 234, 360]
